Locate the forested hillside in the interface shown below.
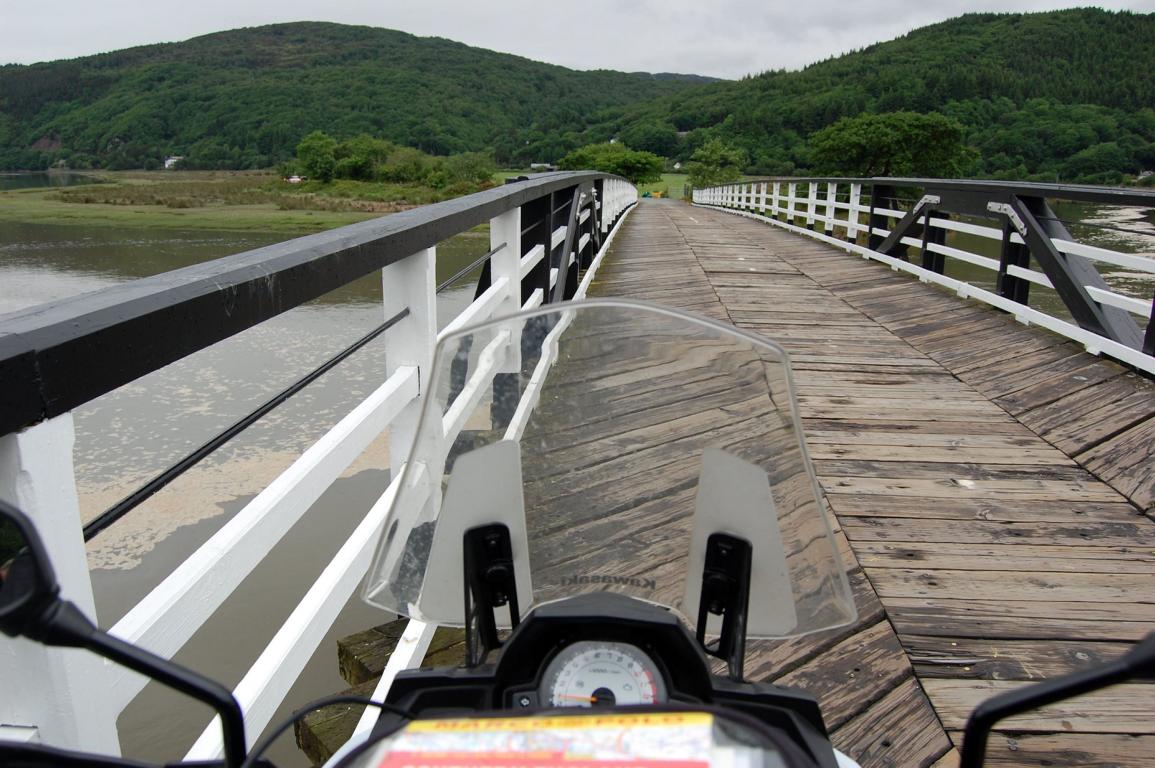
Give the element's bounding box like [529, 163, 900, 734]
[3, 9, 1153, 182]
[599, 8, 1155, 182]
[0, 22, 711, 170]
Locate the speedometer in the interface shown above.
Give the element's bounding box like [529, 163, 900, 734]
[540, 641, 667, 707]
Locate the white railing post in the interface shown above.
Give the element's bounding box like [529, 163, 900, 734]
[759, 182, 768, 213]
[0, 415, 121, 753]
[772, 182, 781, 216]
[824, 182, 838, 236]
[382, 248, 436, 479]
[807, 182, 819, 228]
[787, 183, 797, 222]
[606, 181, 614, 228]
[490, 207, 523, 374]
[490, 208, 522, 318]
[848, 183, 863, 243]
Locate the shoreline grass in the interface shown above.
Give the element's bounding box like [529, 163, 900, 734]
[0, 170, 493, 234]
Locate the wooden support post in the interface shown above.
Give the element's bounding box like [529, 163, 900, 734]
[787, 183, 797, 223]
[868, 184, 895, 251]
[806, 182, 818, 230]
[994, 201, 1032, 304]
[772, 182, 781, 218]
[759, 182, 768, 213]
[920, 211, 947, 273]
[0, 416, 122, 753]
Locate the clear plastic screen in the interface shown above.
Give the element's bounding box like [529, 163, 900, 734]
[363, 299, 855, 641]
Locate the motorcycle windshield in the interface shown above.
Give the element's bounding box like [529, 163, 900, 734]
[363, 299, 855, 640]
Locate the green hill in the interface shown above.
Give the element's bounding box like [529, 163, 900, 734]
[0, 22, 714, 170]
[594, 8, 1155, 182]
[4, 10, 1153, 182]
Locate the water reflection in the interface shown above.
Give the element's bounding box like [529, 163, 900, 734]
[0, 172, 104, 191]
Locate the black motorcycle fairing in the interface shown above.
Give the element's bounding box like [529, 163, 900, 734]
[365, 594, 838, 768]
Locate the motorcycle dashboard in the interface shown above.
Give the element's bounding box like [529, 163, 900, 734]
[539, 640, 668, 708]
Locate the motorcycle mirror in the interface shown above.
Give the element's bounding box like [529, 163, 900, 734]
[0, 499, 61, 639]
[0, 499, 250, 767]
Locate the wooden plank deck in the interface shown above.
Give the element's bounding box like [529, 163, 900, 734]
[581, 200, 1155, 768]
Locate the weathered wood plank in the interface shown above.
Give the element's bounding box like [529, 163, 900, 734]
[774, 621, 913, 731]
[841, 516, 1150, 547]
[825, 494, 1137, 523]
[925, 679, 1155, 733]
[868, 568, 1151, 603]
[962, 733, 1155, 767]
[821, 476, 1122, 502]
[831, 678, 954, 768]
[903, 636, 1131, 680]
[1078, 416, 1155, 511]
[855, 541, 1155, 574]
[885, 597, 1155, 641]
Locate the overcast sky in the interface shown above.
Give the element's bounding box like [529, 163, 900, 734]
[2, 1, 1153, 78]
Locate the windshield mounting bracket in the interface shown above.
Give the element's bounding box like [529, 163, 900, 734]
[463, 523, 521, 666]
[695, 532, 752, 681]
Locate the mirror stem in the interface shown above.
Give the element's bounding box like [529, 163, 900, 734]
[39, 600, 249, 768]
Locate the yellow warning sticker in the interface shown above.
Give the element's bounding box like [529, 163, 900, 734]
[406, 713, 713, 733]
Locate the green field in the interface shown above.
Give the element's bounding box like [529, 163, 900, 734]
[638, 174, 688, 200]
[0, 170, 689, 234]
[0, 171, 485, 233]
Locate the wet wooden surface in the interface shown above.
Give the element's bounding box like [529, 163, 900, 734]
[585, 200, 1155, 768]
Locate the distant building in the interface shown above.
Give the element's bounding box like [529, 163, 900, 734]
[673, 162, 682, 171]
[164, 156, 185, 170]
[529, 163, 556, 172]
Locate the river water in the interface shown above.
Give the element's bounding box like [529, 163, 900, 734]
[1, 181, 1153, 764]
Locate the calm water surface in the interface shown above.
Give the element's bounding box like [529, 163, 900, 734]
[0, 171, 103, 191]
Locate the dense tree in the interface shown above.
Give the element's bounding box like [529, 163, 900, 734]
[296, 130, 337, 182]
[687, 139, 746, 188]
[557, 142, 664, 184]
[807, 112, 970, 177]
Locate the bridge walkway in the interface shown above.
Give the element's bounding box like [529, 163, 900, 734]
[586, 200, 1155, 767]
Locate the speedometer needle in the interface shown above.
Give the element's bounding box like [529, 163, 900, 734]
[556, 694, 596, 702]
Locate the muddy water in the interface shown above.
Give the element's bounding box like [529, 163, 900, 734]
[0, 219, 488, 765]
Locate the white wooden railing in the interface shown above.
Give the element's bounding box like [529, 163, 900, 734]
[694, 179, 1155, 376]
[0, 175, 637, 760]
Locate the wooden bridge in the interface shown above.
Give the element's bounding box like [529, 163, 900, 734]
[587, 198, 1155, 766]
[1, 173, 1153, 767]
